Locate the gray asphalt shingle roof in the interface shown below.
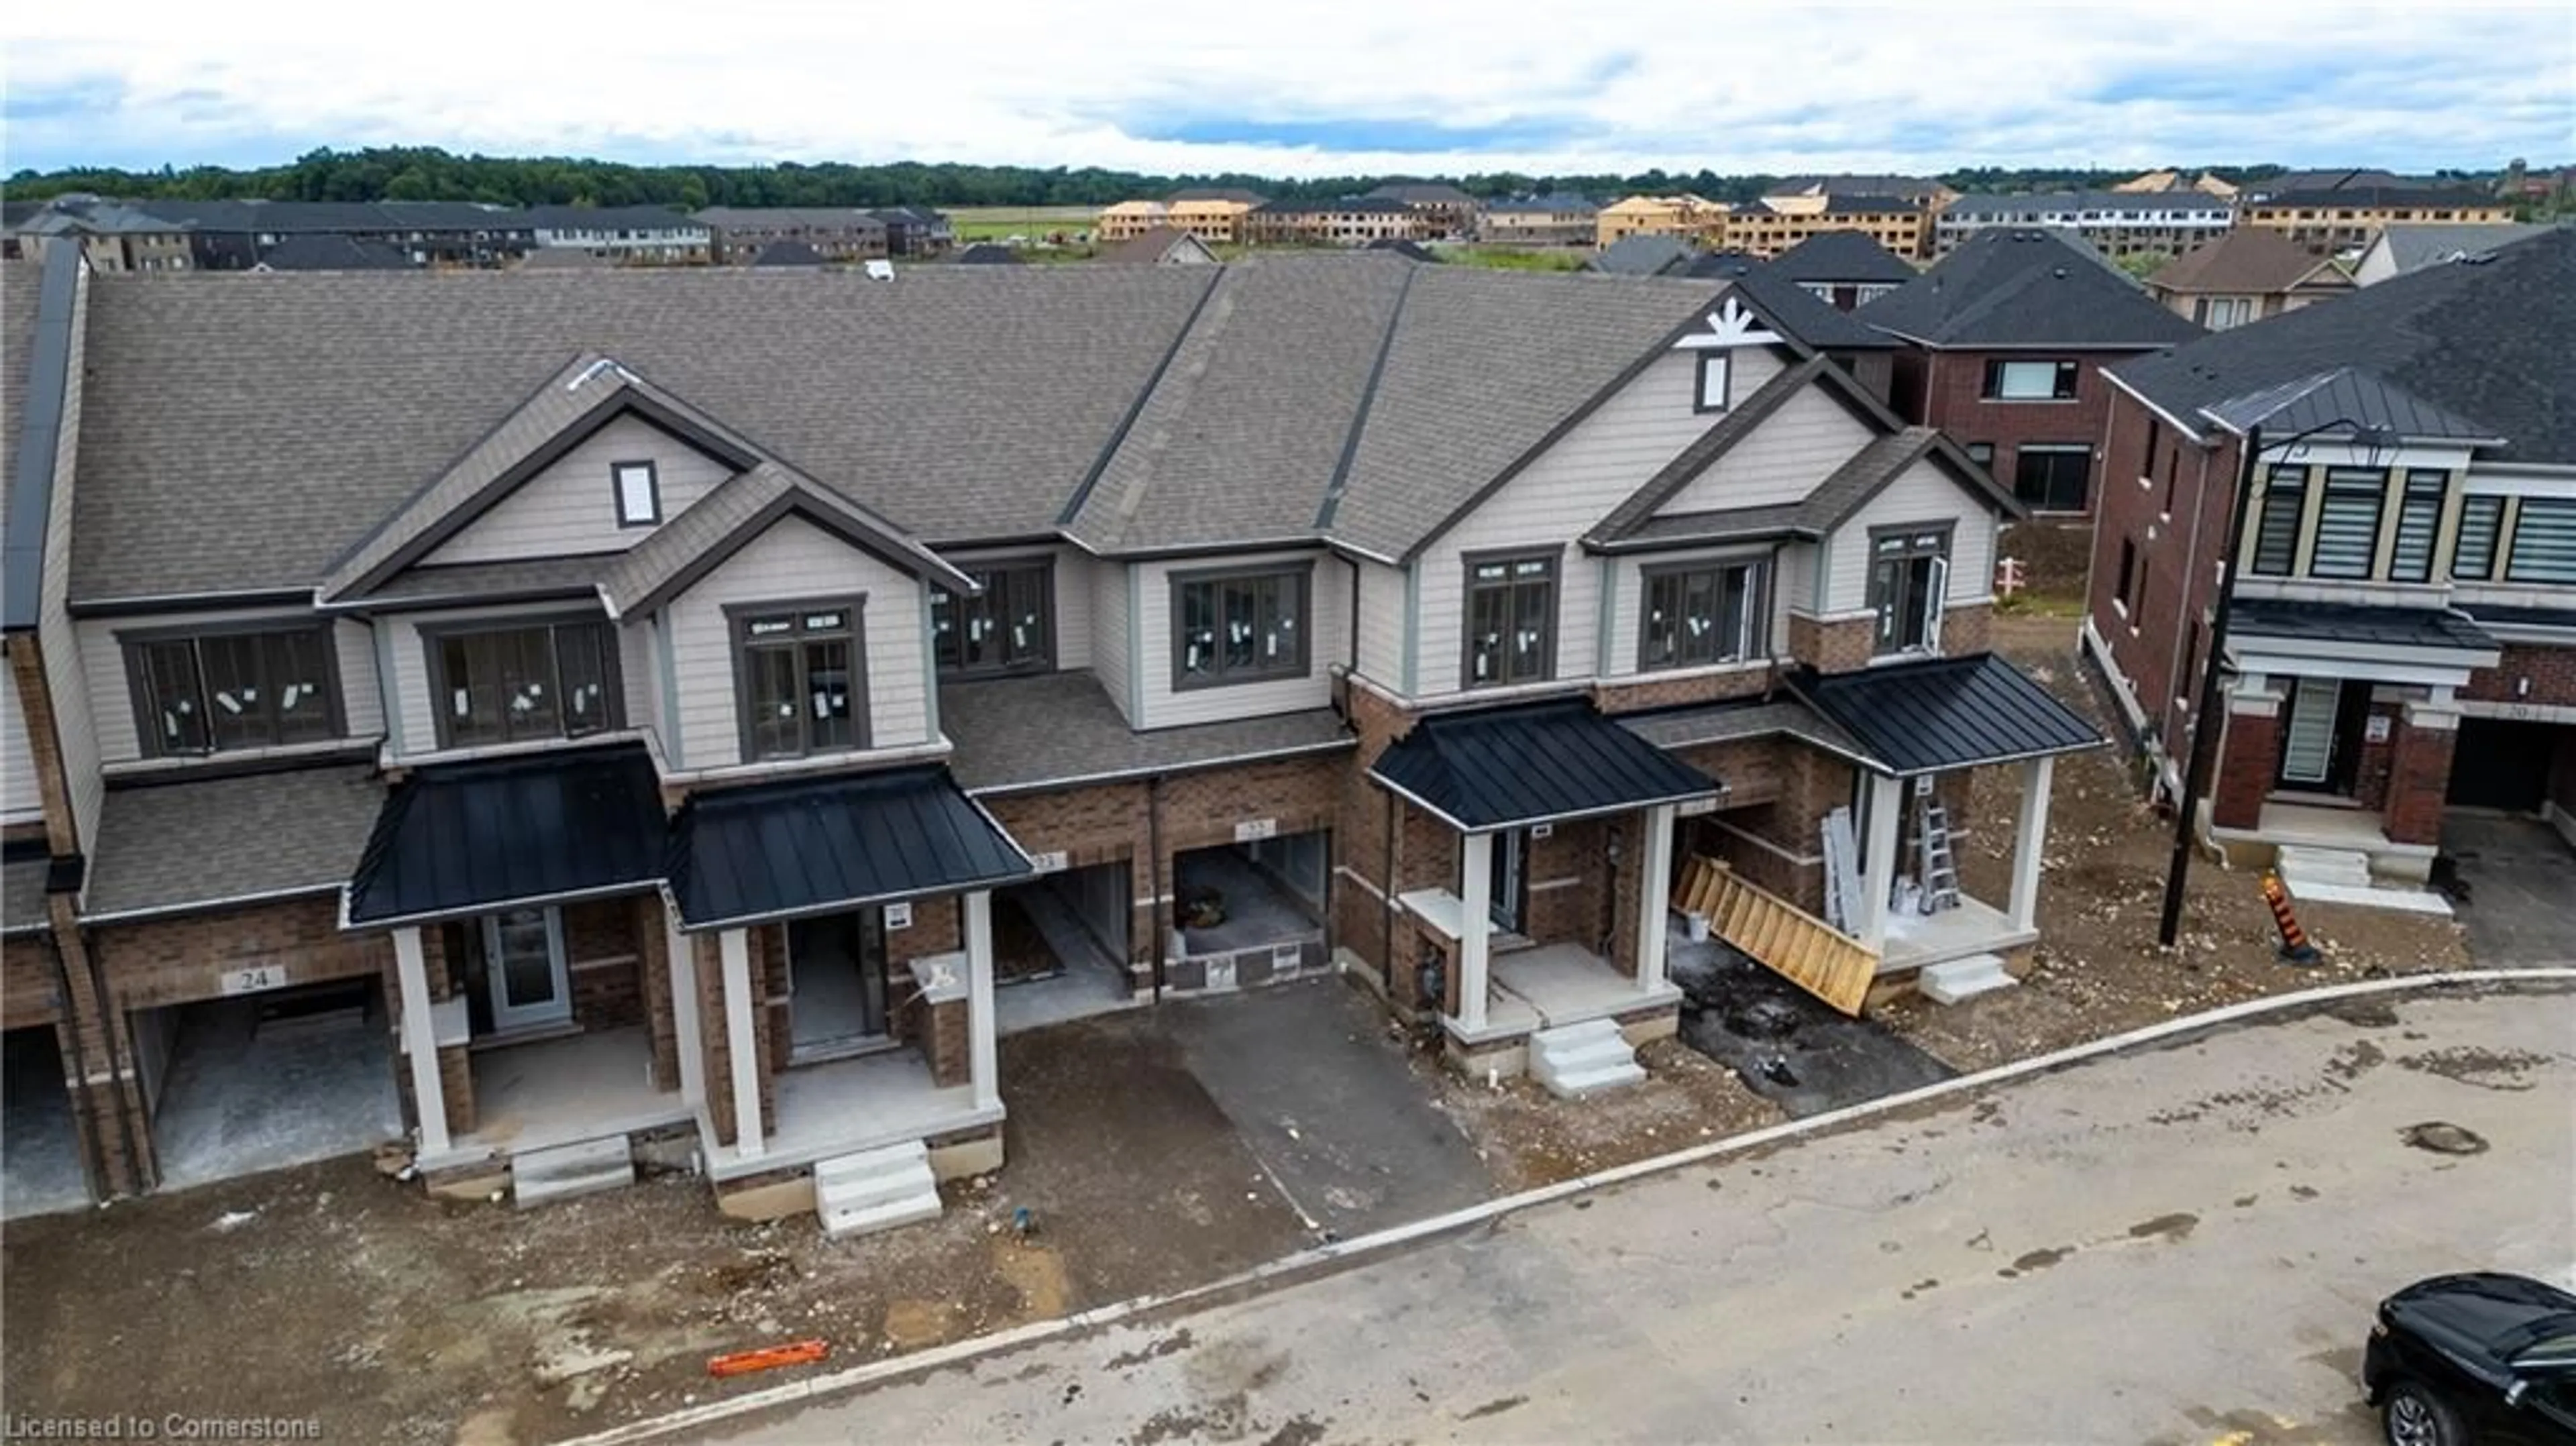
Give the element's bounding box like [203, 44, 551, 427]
[941, 672, 1352, 794]
[1, 265, 34, 528]
[2112, 230, 2576, 464]
[1589, 235, 1695, 276]
[1764, 230, 1919, 286]
[2365, 223, 2555, 276]
[1860, 227, 2204, 349]
[83, 765, 386, 920]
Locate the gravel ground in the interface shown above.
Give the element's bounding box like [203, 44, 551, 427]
[1419, 1036, 1785, 1192]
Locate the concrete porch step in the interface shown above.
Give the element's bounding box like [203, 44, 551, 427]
[2275, 845, 2375, 889]
[512, 1135, 636, 1209]
[1917, 953, 2019, 1006]
[1529, 1019, 1644, 1100]
[2274, 877, 2455, 917]
[816, 1139, 942, 1240]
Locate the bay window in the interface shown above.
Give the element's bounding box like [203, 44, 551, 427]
[1464, 553, 1557, 687]
[735, 603, 863, 760]
[429, 618, 619, 749]
[125, 624, 343, 758]
[1173, 565, 1307, 689]
[1639, 559, 1763, 671]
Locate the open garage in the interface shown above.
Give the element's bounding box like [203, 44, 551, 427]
[135, 979, 401, 1191]
[994, 859, 1138, 1034]
[3, 1023, 89, 1217]
[1171, 829, 1328, 992]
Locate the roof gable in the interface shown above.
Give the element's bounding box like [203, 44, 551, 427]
[601, 461, 974, 618]
[2146, 228, 2351, 295]
[1766, 230, 1918, 286]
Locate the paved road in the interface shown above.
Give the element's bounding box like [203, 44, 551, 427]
[714, 988, 2574, 1445]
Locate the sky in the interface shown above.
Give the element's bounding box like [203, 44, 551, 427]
[5, 1, 2573, 179]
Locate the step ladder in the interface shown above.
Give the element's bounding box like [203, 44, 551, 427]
[1820, 808, 1860, 932]
[814, 1139, 943, 1239]
[1915, 792, 1961, 916]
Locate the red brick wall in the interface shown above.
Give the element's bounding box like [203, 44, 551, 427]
[91, 895, 392, 1009]
[2353, 699, 2402, 813]
[1911, 347, 2147, 520]
[3, 933, 64, 1032]
[1786, 613, 1878, 673]
[1593, 665, 1772, 716]
[2385, 720, 2456, 846]
[2462, 643, 2576, 709]
[2089, 391, 2238, 765]
[2213, 708, 2277, 829]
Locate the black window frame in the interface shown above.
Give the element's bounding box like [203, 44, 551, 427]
[1980, 357, 2080, 401]
[1964, 441, 1995, 468]
[121, 620, 347, 759]
[2251, 465, 2308, 577]
[2505, 497, 2576, 585]
[2452, 494, 2506, 580]
[2140, 416, 2161, 484]
[423, 614, 624, 751]
[2114, 536, 2139, 616]
[2012, 443, 2093, 513]
[1864, 523, 1953, 657]
[1170, 563, 1312, 692]
[1694, 351, 1731, 414]
[931, 557, 1056, 678]
[728, 597, 869, 762]
[2388, 471, 2447, 584]
[1637, 557, 1767, 673]
[611, 458, 661, 528]
[1462, 549, 1560, 689]
[2309, 466, 2389, 580]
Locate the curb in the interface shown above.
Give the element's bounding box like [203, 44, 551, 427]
[563, 967, 2576, 1445]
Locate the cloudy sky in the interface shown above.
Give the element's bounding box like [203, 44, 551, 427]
[6, 1, 2571, 178]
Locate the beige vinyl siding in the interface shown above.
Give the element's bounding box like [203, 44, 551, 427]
[1599, 544, 1776, 679]
[620, 618, 658, 755]
[81, 608, 376, 765]
[1133, 551, 1348, 728]
[1415, 347, 1731, 696]
[1089, 559, 1132, 722]
[1353, 558, 1408, 687]
[1656, 372, 1874, 515]
[335, 619, 385, 740]
[424, 414, 736, 567]
[1774, 541, 1819, 652]
[1824, 456, 1999, 614]
[40, 268, 103, 848]
[664, 515, 929, 767]
[1, 671, 40, 826]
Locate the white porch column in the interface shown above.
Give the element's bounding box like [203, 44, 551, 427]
[964, 889, 1000, 1113]
[665, 907, 704, 1107]
[1858, 773, 1904, 952]
[2008, 755, 2055, 932]
[1456, 832, 1493, 1031]
[719, 928, 763, 1159]
[1635, 803, 1676, 993]
[392, 926, 448, 1156]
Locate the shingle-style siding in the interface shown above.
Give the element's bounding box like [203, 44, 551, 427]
[1599, 543, 1779, 679]
[1354, 559, 1408, 687]
[1415, 348, 1717, 696]
[1089, 561, 1132, 723]
[40, 267, 103, 850]
[665, 515, 929, 767]
[2, 670, 40, 826]
[425, 414, 738, 567]
[78, 608, 381, 765]
[1132, 550, 1348, 729]
[1824, 455, 2000, 614]
[1660, 364, 1874, 514]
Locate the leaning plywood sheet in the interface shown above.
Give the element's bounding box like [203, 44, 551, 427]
[1671, 856, 1876, 1016]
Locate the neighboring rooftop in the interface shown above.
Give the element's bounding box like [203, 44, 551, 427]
[1764, 230, 1917, 286]
[2145, 227, 2348, 294]
[749, 239, 827, 267]
[953, 243, 1020, 265]
[1860, 227, 2205, 349]
[1365, 183, 1478, 207]
[1096, 227, 1219, 265]
[1489, 193, 1598, 214]
[1942, 190, 2236, 219]
[253, 233, 417, 272]
[1589, 234, 1697, 276]
[2363, 222, 2557, 278]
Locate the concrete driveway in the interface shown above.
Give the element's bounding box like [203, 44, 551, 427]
[1162, 977, 1491, 1240]
[2444, 814, 2576, 963]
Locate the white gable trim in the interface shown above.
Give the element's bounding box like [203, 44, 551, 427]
[1670, 296, 1782, 351]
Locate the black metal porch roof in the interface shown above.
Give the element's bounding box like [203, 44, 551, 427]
[1789, 653, 2104, 777]
[1369, 697, 1721, 832]
[666, 765, 1031, 931]
[345, 743, 666, 926]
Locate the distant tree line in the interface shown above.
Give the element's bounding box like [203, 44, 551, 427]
[0, 146, 2522, 210]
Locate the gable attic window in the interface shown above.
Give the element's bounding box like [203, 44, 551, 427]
[613, 460, 661, 526]
[428, 618, 619, 749]
[1982, 359, 2080, 401]
[1695, 353, 1731, 413]
[125, 624, 343, 758]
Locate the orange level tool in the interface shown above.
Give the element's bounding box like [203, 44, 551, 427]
[709, 1339, 830, 1378]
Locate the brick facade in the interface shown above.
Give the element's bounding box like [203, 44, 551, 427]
[1895, 347, 2153, 520]
[1786, 612, 1877, 673]
[2088, 394, 2239, 763]
[2384, 719, 2457, 846]
[2463, 643, 2576, 709]
[2212, 708, 2278, 829]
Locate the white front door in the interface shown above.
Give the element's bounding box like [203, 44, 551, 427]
[484, 907, 572, 1033]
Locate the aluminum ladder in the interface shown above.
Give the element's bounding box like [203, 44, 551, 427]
[1915, 791, 1961, 915]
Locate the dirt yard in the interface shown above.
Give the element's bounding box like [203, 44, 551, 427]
[1415, 1036, 1784, 1192]
[1877, 613, 2473, 1074]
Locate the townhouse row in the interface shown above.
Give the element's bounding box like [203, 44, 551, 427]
[0, 245, 2096, 1227]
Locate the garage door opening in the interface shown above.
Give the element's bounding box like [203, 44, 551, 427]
[2447, 718, 2558, 812]
[994, 860, 1136, 1036]
[3, 1025, 88, 1218]
[1172, 831, 1328, 993]
[138, 980, 402, 1192]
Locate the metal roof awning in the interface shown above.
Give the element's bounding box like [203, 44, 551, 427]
[666, 765, 1033, 932]
[2231, 598, 2501, 657]
[345, 744, 666, 928]
[1370, 697, 1721, 834]
[1789, 653, 2104, 777]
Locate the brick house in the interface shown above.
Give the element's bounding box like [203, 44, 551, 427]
[1862, 227, 2205, 518]
[0, 243, 2094, 1225]
[2086, 229, 2576, 891]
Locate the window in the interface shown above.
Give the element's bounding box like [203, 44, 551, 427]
[2114, 537, 2138, 616]
[2013, 445, 2092, 512]
[1173, 565, 1307, 689]
[612, 461, 659, 526]
[1867, 526, 1950, 656]
[1639, 560, 1764, 671]
[1965, 442, 1995, 468]
[932, 561, 1053, 676]
[2194, 296, 2253, 330]
[2309, 467, 2387, 579]
[1695, 352, 1731, 413]
[2453, 495, 2505, 579]
[735, 604, 863, 760]
[1982, 359, 2080, 400]
[1464, 553, 1558, 687]
[431, 618, 619, 749]
[2251, 465, 2308, 576]
[126, 625, 341, 758]
[2139, 417, 2161, 483]
[2506, 498, 2576, 583]
[2388, 471, 2447, 583]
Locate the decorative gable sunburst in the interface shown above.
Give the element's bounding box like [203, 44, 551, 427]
[1670, 296, 1783, 351]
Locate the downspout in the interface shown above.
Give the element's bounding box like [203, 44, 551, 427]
[1147, 773, 1167, 1005]
[2161, 442, 2217, 761]
[78, 918, 148, 1192]
[1346, 562, 1360, 675]
[45, 936, 109, 1200]
[1380, 785, 1399, 1008]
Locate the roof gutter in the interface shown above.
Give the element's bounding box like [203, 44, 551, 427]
[2100, 369, 2210, 445]
[3, 243, 85, 634]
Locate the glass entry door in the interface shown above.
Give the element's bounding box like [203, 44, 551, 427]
[483, 907, 572, 1033]
[1486, 830, 1528, 936]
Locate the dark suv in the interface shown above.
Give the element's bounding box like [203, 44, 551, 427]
[2365, 1274, 2576, 1445]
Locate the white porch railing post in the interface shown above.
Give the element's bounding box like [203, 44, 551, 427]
[2010, 755, 2055, 932]
[965, 889, 1000, 1113]
[1860, 773, 1904, 952]
[1457, 832, 1493, 1031]
[394, 925, 448, 1156]
[665, 906, 704, 1107]
[1637, 803, 1676, 993]
[719, 928, 763, 1158]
